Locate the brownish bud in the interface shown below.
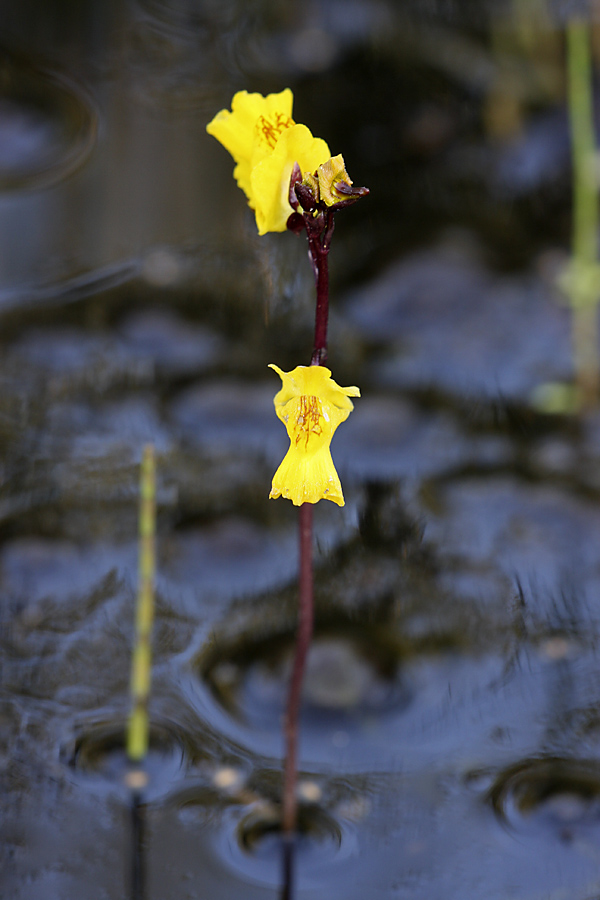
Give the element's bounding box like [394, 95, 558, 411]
[288, 161, 302, 212]
[295, 179, 318, 212]
[286, 211, 305, 234]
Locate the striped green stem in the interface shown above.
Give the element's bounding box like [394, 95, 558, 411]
[126, 444, 157, 763]
[567, 18, 600, 406]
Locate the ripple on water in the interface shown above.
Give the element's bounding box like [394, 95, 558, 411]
[159, 769, 362, 892]
[409, 476, 600, 602]
[337, 395, 511, 481]
[187, 620, 503, 769]
[220, 803, 349, 890]
[118, 308, 224, 378]
[171, 379, 283, 459]
[345, 239, 571, 401]
[0, 50, 97, 191]
[160, 519, 298, 605]
[489, 758, 600, 842]
[63, 717, 191, 801]
[200, 625, 407, 727]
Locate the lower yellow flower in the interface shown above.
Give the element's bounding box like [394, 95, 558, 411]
[269, 364, 360, 507]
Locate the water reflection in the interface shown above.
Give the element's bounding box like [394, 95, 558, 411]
[65, 717, 189, 801]
[188, 602, 507, 770]
[4, 1, 600, 899]
[490, 758, 600, 842]
[0, 49, 97, 191]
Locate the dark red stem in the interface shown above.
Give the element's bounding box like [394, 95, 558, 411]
[281, 204, 331, 851]
[308, 210, 334, 366]
[282, 502, 314, 837]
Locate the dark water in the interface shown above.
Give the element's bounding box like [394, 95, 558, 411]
[3, 2, 600, 898]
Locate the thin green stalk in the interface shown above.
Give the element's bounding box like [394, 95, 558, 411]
[567, 18, 599, 405]
[126, 444, 157, 763]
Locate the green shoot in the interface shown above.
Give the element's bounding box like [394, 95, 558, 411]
[565, 18, 600, 407]
[126, 444, 157, 764]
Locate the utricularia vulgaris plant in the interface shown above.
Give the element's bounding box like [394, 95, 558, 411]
[206, 88, 369, 845]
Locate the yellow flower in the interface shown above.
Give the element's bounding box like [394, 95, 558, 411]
[269, 364, 360, 507]
[206, 89, 331, 234]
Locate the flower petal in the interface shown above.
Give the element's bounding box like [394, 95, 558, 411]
[268, 364, 359, 506]
[206, 89, 293, 164]
[270, 445, 345, 506]
[251, 125, 331, 234]
[207, 89, 294, 201]
[269, 364, 359, 413]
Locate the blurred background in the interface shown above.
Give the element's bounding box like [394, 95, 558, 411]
[5, 2, 600, 899]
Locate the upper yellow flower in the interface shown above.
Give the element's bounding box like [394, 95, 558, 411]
[269, 364, 360, 507]
[206, 89, 331, 234]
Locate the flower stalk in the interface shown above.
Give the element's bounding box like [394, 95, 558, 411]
[281, 501, 314, 838]
[206, 90, 368, 861]
[279, 229, 323, 837]
[308, 212, 333, 366]
[279, 166, 366, 842]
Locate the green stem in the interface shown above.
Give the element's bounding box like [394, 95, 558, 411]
[126, 444, 157, 762]
[572, 300, 599, 403]
[567, 18, 599, 404]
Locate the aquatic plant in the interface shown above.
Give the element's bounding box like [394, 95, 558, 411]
[529, 17, 600, 413]
[126, 443, 157, 765]
[207, 90, 368, 859]
[125, 443, 157, 900]
[562, 18, 600, 407]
